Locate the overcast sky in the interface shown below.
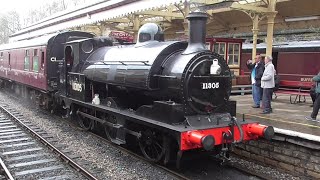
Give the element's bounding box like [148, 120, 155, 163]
[3, 0, 43, 14]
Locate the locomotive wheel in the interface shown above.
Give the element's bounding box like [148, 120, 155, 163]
[138, 129, 165, 162]
[104, 115, 118, 140]
[77, 109, 94, 131]
[78, 116, 93, 131]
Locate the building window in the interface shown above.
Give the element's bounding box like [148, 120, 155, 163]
[213, 42, 226, 59]
[206, 42, 211, 50]
[227, 43, 240, 66]
[33, 49, 39, 72]
[24, 50, 30, 70]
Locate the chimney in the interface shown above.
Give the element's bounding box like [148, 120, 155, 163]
[182, 12, 208, 55]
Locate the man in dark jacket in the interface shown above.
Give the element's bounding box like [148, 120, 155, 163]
[306, 72, 320, 122]
[247, 55, 265, 108]
[310, 84, 316, 107]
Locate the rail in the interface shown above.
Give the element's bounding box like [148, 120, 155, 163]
[0, 157, 14, 180]
[0, 104, 99, 180]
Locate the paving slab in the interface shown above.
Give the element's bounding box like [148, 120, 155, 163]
[231, 94, 320, 136]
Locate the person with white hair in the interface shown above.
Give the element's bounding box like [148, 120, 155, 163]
[260, 55, 275, 114]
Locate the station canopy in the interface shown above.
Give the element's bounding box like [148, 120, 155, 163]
[9, 0, 320, 42]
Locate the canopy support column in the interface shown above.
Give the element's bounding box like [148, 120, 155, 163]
[133, 15, 140, 43]
[266, 0, 277, 57]
[252, 15, 260, 62]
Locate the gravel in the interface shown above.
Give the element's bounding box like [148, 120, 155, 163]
[0, 91, 175, 180]
[0, 91, 303, 180]
[229, 156, 301, 180]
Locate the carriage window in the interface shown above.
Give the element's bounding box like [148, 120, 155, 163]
[33, 58, 39, 72]
[33, 49, 38, 56]
[213, 42, 226, 59]
[0, 52, 3, 57]
[24, 50, 30, 70]
[33, 49, 39, 72]
[227, 43, 240, 66]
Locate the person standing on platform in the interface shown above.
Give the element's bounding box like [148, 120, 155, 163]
[260, 56, 275, 114]
[309, 83, 316, 107]
[246, 55, 264, 108]
[305, 72, 320, 121]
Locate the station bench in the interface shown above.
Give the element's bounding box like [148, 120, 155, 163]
[274, 81, 312, 104]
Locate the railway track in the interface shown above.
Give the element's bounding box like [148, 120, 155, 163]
[0, 92, 272, 180]
[0, 103, 98, 180]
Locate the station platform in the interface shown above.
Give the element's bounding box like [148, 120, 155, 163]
[232, 94, 320, 137]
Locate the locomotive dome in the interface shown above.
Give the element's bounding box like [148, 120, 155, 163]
[137, 23, 164, 43]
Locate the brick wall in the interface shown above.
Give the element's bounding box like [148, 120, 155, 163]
[232, 134, 320, 179]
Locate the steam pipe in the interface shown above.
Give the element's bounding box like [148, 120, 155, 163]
[233, 118, 244, 143]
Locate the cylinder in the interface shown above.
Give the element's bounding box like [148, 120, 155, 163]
[187, 131, 215, 151]
[248, 124, 275, 140]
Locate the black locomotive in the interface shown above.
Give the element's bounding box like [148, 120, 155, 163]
[0, 12, 274, 166]
[52, 12, 274, 165]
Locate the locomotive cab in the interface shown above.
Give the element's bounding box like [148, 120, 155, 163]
[58, 37, 113, 100]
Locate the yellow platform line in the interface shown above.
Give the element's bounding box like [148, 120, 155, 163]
[241, 113, 320, 129]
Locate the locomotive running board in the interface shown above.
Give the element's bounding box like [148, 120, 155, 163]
[67, 97, 257, 134]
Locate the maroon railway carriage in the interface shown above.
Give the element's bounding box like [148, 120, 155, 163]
[241, 41, 320, 87]
[0, 31, 94, 94]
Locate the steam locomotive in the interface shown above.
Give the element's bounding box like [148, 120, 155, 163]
[0, 12, 274, 166]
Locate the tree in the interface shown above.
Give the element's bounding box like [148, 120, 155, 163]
[0, 11, 21, 44]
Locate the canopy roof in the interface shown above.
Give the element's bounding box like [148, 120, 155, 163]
[0, 33, 58, 50]
[9, 0, 320, 42]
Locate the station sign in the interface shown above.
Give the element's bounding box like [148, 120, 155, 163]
[110, 31, 134, 42]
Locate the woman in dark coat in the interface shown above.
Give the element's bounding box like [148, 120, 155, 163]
[306, 72, 320, 121]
